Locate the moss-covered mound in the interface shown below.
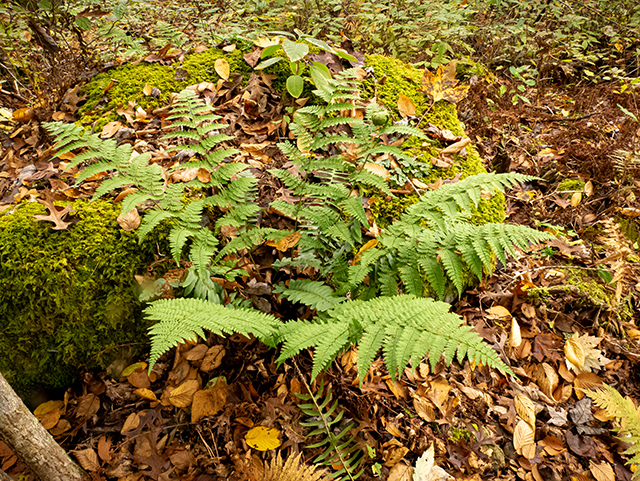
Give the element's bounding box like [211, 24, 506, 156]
[364, 54, 505, 227]
[79, 48, 251, 128]
[0, 200, 160, 396]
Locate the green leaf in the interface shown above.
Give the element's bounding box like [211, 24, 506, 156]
[304, 37, 333, 52]
[331, 48, 358, 63]
[310, 62, 331, 89]
[255, 56, 283, 70]
[261, 44, 283, 58]
[286, 75, 305, 98]
[282, 40, 309, 63]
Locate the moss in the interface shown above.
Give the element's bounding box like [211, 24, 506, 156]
[557, 179, 586, 192]
[78, 48, 251, 129]
[182, 48, 251, 84]
[0, 199, 162, 397]
[563, 269, 612, 307]
[363, 54, 505, 228]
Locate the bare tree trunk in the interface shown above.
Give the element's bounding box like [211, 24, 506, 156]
[0, 468, 16, 481]
[0, 373, 83, 481]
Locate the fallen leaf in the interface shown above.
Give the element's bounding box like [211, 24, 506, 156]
[584, 180, 594, 196]
[74, 448, 100, 472]
[509, 318, 522, 348]
[571, 192, 582, 206]
[97, 436, 112, 462]
[13, 107, 34, 123]
[34, 400, 64, 430]
[215, 58, 230, 80]
[514, 393, 536, 429]
[191, 378, 228, 423]
[513, 420, 536, 459]
[34, 189, 74, 230]
[413, 443, 453, 480]
[100, 121, 122, 139]
[245, 426, 281, 451]
[143, 84, 153, 96]
[169, 379, 200, 408]
[590, 461, 615, 481]
[200, 345, 226, 372]
[117, 208, 141, 231]
[133, 388, 157, 401]
[564, 337, 585, 372]
[421, 61, 469, 104]
[363, 162, 390, 180]
[397, 94, 416, 117]
[266, 231, 301, 252]
[439, 138, 471, 156]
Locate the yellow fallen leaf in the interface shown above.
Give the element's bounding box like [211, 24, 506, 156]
[214, 58, 230, 80]
[134, 388, 157, 401]
[143, 84, 153, 96]
[169, 379, 200, 408]
[486, 305, 511, 319]
[589, 461, 614, 481]
[266, 231, 301, 252]
[245, 426, 281, 451]
[571, 192, 582, 206]
[564, 337, 585, 372]
[514, 393, 536, 429]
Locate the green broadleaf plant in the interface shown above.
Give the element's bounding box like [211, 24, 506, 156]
[255, 29, 357, 98]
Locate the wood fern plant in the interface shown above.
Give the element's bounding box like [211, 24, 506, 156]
[45, 71, 554, 387]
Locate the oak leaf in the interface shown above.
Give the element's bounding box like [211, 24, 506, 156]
[34, 189, 74, 230]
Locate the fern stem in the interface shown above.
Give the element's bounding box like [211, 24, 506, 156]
[293, 359, 357, 481]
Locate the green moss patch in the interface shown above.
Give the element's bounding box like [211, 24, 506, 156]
[364, 54, 505, 227]
[0, 200, 161, 396]
[79, 48, 251, 129]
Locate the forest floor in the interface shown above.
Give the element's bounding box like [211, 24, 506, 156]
[1, 2, 640, 481]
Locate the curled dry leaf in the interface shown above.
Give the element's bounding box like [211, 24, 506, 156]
[514, 393, 536, 429]
[513, 420, 536, 459]
[117, 208, 141, 232]
[584, 180, 594, 196]
[509, 318, 522, 348]
[564, 337, 585, 372]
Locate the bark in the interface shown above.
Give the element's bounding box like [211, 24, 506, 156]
[0, 469, 15, 481]
[0, 373, 83, 481]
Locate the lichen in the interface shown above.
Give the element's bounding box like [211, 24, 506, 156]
[0, 199, 164, 397]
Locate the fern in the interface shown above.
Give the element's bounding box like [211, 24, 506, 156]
[345, 172, 556, 299]
[45, 88, 261, 300]
[146, 298, 281, 367]
[584, 384, 640, 479]
[295, 380, 365, 480]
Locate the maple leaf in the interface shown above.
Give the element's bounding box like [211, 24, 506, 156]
[421, 61, 469, 104]
[34, 189, 74, 230]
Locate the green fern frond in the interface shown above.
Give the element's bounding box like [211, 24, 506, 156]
[274, 279, 346, 312]
[146, 298, 281, 369]
[295, 381, 365, 481]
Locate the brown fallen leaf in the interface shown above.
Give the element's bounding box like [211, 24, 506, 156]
[34, 189, 74, 230]
[74, 448, 100, 472]
[100, 121, 122, 139]
[117, 208, 141, 231]
[191, 378, 228, 423]
[397, 94, 416, 117]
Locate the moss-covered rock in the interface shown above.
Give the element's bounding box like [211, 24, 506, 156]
[363, 54, 505, 227]
[0, 199, 161, 397]
[78, 48, 251, 129]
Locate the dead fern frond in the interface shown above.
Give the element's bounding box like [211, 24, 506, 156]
[263, 453, 330, 481]
[584, 384, 640, 480]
